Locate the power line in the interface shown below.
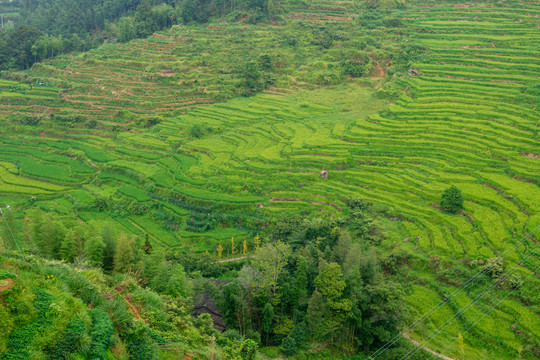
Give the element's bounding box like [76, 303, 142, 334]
[368, 225, 540, 360]
[0, 198, 42, 254]
[400, 243, 539, 360]
[422, 262, 540, 360]
[0, 207, 21, 252]
[402, 245, 539, 360]
[3, 201, 13, 215]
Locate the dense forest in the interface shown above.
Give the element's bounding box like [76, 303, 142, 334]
[0, 0, 405, 70]
[0, 199, 412, 359]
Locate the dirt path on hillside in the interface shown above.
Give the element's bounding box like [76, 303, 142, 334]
[402, 333, 456, 360]
[114, 288, 142, 321]
[216, 256, 249, 263]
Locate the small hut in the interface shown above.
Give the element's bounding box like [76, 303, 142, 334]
[320, 170, 328, 180]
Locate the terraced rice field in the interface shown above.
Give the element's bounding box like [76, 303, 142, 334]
[0, 1, 538, 358]
[0, 12, 402, 248]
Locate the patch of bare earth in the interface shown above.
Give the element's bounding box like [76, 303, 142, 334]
[0, 278, 15, 293]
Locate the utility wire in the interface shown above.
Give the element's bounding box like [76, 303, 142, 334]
[368, 225, 540, 360]
[0, 198, 41, 254]
[0, 207, 21, 252]
[400, 243, 539, 360]
[422, 262, 540, 360]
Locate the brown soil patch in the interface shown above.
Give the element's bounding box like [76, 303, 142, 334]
[236, 15, 249, 23]
[0, 278, 15, 293]
[373, 63, 385, 78]
[339, 138, 359, 143]
[521, 152, 540, 159]
[270, 197, 300, 202]
[160, 70, 176, 77]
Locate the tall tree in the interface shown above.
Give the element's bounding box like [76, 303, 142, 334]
[59, 230, 78, 262]
[219, 280, 250, 335]
[118, 16, 136, 42]
[7, 25, 41, 69]
[101, 223, 117, 272]
[136, 0, 154, 36]
[261, 302, 274, 345]
[250, 241, 292, 299]
[114, 233, 135, 272]
[166, 264, 189, 298]
[290, 256, 308, 305]
[307, 262, 351, 341]
[85, 235, 105, 266]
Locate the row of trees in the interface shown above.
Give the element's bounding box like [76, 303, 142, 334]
[18, 0, 180, 36]
[0, 25, 101, 69]
[26, 211, 193, 299]
[1, 0, 287, 71]
[2, 0, 409, 71]
[0, 0, 177, 70]
[29, 211, 137, 271]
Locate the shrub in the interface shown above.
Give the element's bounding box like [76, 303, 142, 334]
[223, 329, 242, 342]
[245, 329, 261, 346]
[88, 308, 114, 360]
[506, 274, 523, 289]
[46, 318, 87, 359]
[240, 339, 258, 360]
[190, 124, 204, 138]
[483, 257, 504, 279]
[125, 323, 158, 360]
[440, 185, 464, 214]
[0, 271, 16, 279]
[281, 336, 296, 356]
[0, 306, 14, 352]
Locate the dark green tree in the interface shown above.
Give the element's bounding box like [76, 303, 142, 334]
[440, 185, 464, 214]
[219, 280, 250, 335]
[7, 25, 42, 69]
[261, 302, 274, 345]
[182, 0, 212, 23]
[59, 230, 78, 262]
[114, 233, 135, 272]
[85, 235, 106, 266]
[136, 0, 154, 37]
[290, 256, 308, 305]
[142, 234, 153, 254]
[118, 17, 136, 42]
[101, 224, 117, 272]
[281, 336, 296, 356]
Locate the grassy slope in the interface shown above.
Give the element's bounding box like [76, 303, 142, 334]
[0, 252, 212, 359]
[0, 0, 539, 358]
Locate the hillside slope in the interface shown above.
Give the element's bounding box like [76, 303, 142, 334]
[0, 252, 221, 360]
